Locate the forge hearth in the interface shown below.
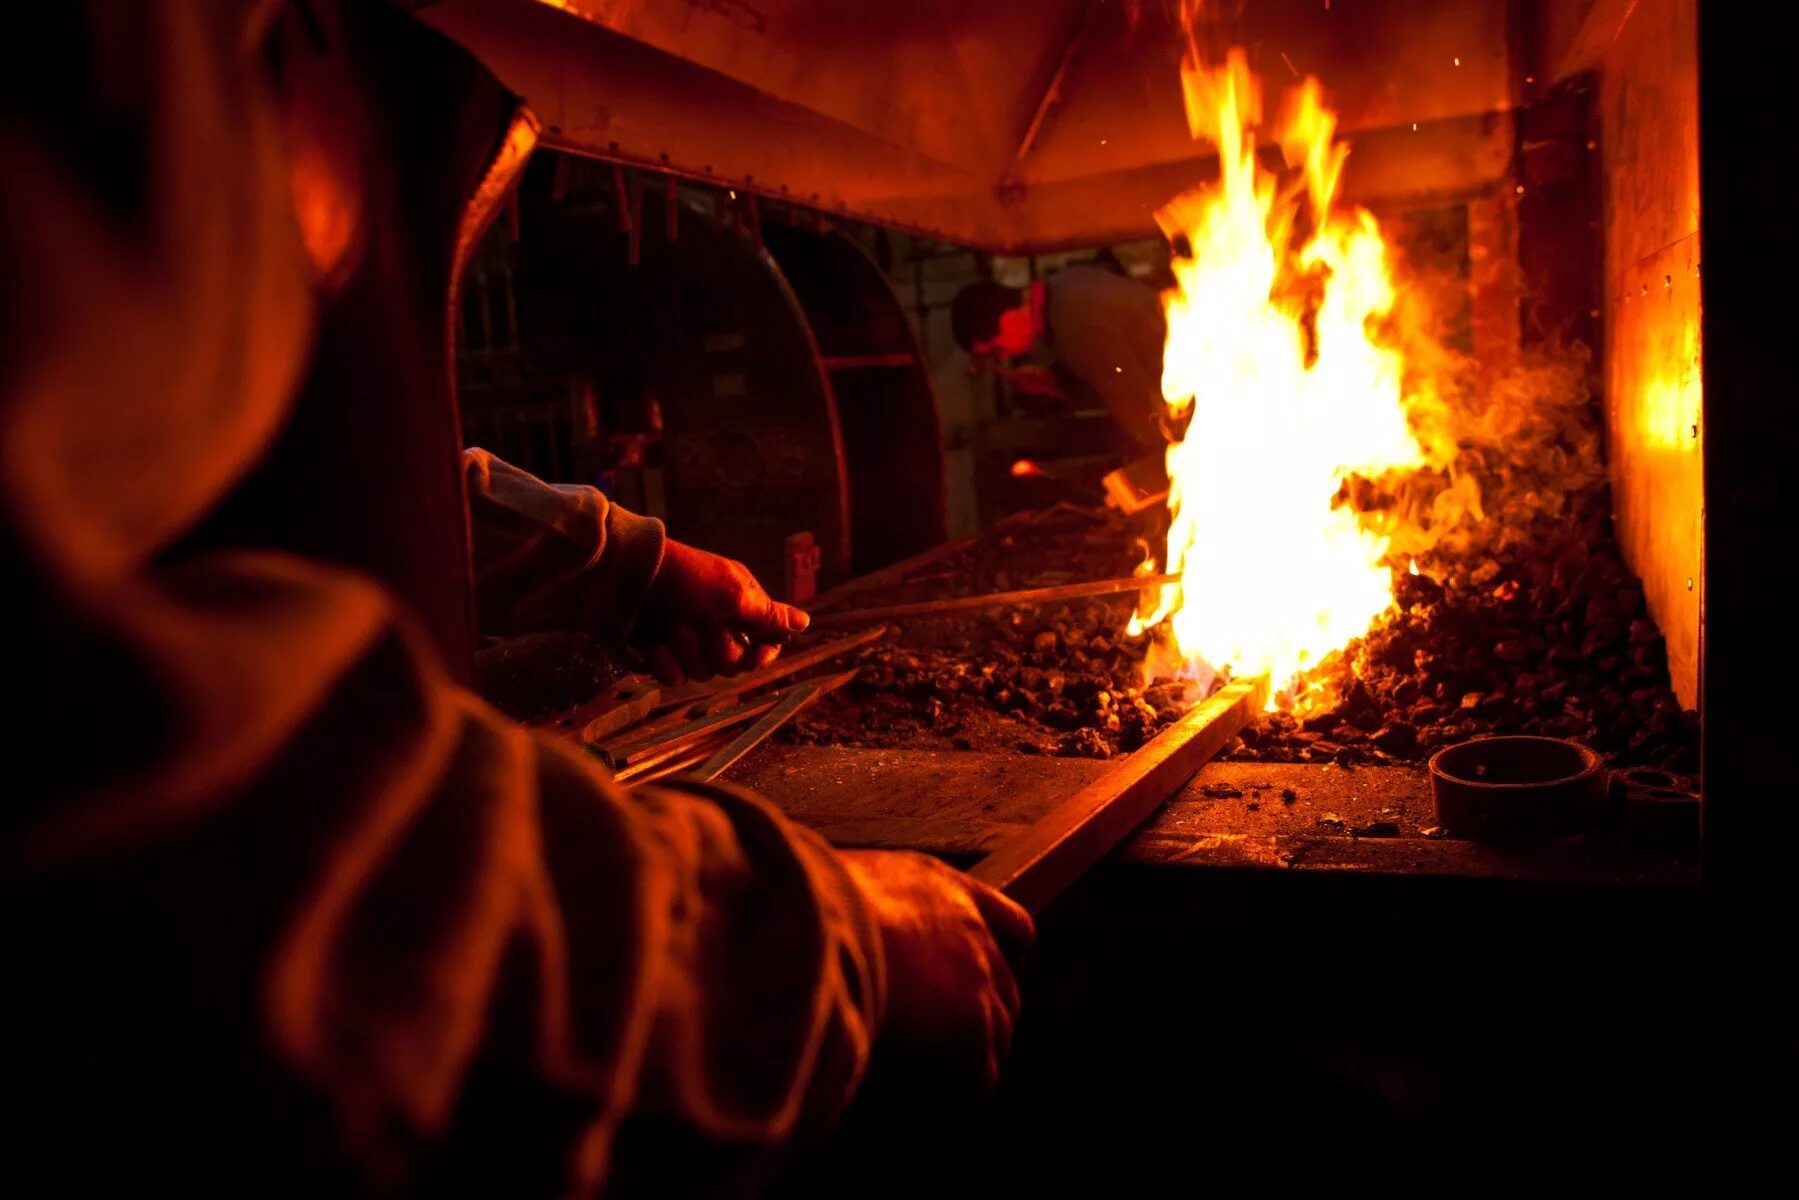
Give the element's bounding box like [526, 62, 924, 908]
[449, 0, 1780, 881]
[785, 486, 1698, 784]
[437, 0, 1776, 1182]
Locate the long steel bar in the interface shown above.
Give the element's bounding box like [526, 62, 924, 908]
[968, 676, 1269, 913]
[808, 574, 1178, 629]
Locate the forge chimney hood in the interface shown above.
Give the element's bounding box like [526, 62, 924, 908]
[414, 0, 1527, 252]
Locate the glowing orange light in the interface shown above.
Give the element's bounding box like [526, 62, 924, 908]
[1011, 458, 1045, 478]
[1130, 20, 1435, 709]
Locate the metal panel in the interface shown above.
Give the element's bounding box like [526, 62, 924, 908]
[523, 0, 1083, 176]
[422, 0, 1519, 252]
[763, 224, 947, 572]
[1598, 0, 1701, 710]
[1017, 0, 1513, 188]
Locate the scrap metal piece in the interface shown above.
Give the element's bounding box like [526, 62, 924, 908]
[784, 530, 821, 606]
[537, 677, 660, 742]
[1101, 450, 1171, 516]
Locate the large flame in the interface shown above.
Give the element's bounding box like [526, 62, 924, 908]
[1130, 44, 1429, 708]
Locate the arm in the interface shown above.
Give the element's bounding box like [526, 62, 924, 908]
[463, 447, 668, 638]
[10, 551, 892, 1195]
[465, 449, 809, 684]
[2, 7, 1026, 1191]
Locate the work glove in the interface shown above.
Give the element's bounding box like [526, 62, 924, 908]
[839, 850, 1034, 1099]
[636, 540, 810, 685]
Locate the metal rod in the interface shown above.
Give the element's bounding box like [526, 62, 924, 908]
[616, 737, 726, 785]
[803, 504, 1073, 614]
[599, 690, 786, 768]
[542, 626, 885, 749]
[969, 676, 1268, 913]
[654, 625, 888, 711]
[808, 574, 1180, 629]
[688, 670, 855, 783]
[1012, 0, 1103, 166]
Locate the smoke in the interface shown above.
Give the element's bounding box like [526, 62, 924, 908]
[1343, 261, 1606, 573]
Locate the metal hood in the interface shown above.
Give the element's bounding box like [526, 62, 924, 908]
[414, 0, 1518, 251]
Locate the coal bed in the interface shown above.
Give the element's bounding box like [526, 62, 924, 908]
[787, 494, 1697, 782]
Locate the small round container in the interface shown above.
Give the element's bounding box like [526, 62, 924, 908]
[1428, 736, 1606, 840]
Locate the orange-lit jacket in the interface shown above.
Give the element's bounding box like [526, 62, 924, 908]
[1, 2, 881, 1195]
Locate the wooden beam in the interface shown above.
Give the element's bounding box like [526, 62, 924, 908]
[969, 676, 1268, 912]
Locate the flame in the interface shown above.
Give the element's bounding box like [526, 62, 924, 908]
[1011, 458, 1046, 478]
[1130, 39, 1429, 708]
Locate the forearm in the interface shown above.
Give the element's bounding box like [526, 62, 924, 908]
[463, 448, 666, 638]
[9, 550, 882, 1196]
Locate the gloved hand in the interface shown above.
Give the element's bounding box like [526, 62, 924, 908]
[839, 850, 1034, 1098]
[637, 540, 810, 685]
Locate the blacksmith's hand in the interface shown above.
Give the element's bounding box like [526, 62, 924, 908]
[840, 850, 1034, 1099]
[637, 540, 809, 685]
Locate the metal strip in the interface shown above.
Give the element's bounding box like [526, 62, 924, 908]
[969, 676, 1269, 912]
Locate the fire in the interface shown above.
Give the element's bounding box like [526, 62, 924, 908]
[1130, 40, 1431, 708]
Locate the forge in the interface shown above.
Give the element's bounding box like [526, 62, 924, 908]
[454, 0, 1719, 875]
[435, 0, 1786, 1186]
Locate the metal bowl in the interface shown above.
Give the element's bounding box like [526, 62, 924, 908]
[1428, 736, 1606, 841]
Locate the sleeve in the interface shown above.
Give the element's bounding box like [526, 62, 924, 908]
[5, 7, 880, 1192]
[463, 447, 668, 638]
[8, 551, 885, 1198]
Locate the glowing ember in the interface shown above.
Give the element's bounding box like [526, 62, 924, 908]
[1011, 458, 1046, 478]
[1130, 36, 1430, 708]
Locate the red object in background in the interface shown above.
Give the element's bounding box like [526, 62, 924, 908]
[1011, 458, 1045, 478]
[784, 531, 821, 605]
